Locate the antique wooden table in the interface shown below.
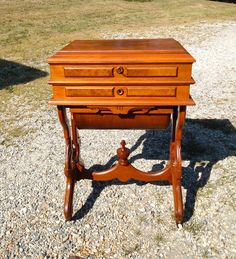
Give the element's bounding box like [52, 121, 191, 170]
[48, 39, 195, 226]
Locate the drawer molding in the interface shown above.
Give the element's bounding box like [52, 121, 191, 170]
[124, 66, 178, 77]
[71, 106, 173, 115]
[127, 87, 176, 97]
[65, 86, 114, 97]
[64, 66, 114, 77]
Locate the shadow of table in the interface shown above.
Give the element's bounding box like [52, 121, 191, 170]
[72, 118, 236, 223]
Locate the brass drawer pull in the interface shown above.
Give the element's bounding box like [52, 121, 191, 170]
[117, 88, 124, 95]
[116, 66, 124, 74]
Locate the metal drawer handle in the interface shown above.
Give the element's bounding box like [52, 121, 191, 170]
[116, 66, 124, 74]
[117, 88, 124, 95]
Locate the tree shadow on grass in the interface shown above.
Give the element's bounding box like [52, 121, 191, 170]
[0, 59, 48, 90]
[73, 118, 236, 223]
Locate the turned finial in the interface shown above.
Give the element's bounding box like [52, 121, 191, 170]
[121, 140, 126, 149]
[117, 140, 130, 166]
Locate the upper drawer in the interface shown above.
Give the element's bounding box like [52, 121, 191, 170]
[49, 63, 193, 85]
[63, 66, 177, 78]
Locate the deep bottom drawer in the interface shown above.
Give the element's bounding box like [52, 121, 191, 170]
[74, 113, 170, 129]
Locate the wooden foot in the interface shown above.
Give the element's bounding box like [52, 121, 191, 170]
[172, 175, 184, 224]
[64, 176, 75, 221]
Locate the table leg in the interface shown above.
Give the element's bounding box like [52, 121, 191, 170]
[71, 113, 84, 173]
[170, 106, 186, 225]
[64, 176, 75, 221]
[57, 106, 75, 221]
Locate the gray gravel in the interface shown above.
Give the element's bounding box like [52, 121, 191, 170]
[0, 22, 236, 258]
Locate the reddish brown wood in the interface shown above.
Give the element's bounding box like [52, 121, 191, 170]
[57, 106, 75, 221]
[49, 63, 193, 90]
[127, 86, 176, 97]
[64, 66, 114, 77]
[49, 39, 196, 226]
[117, 140, 130, 166]
[89, 140, 172, 183]
[125, 66, 178, 77]
[59, 39, 189, 53]
[49, 97, 195, 106]
[65, 86, 114, 97]
[48, 39, 195, 64]
[74, 113, 171, 129]
[170, 106, 186, 224]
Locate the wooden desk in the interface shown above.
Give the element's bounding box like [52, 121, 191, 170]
[48, 39, 196, 226]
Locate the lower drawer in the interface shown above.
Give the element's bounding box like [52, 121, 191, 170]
[74, 113, 170, 129]
[64, 85, 176, 98]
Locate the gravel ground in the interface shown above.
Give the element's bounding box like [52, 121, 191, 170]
[0, 22, 236, 258]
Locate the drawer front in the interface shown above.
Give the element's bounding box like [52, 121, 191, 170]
[63, 65, 177, 79]
[52, 84, 191, 106]
[49, 63, 193, 85]
[74, 113, 171, 129]
[62, 86, 177, 98]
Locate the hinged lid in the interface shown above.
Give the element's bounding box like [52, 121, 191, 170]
[48, 39, 196, 64]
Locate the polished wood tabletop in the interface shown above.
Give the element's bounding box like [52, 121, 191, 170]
[48, 38, 196, 226]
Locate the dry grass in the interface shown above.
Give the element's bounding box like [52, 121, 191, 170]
[1, 0, 236, 61]
[0, 0, 235, 140]
[184, 220, 205, 236]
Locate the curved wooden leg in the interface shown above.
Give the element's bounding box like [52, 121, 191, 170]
[57, 106, 76, 221]
[71, 113, 85, 174]
[64, 176, 75, 221]
[171, 106, 186, 225]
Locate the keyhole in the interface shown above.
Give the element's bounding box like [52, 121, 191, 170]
[117, 88, 124, 95]
[116, 66, 124, 74]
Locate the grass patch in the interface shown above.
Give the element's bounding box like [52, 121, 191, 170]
[125, 0, 153, 2]
[154, 233, 165, 243]
[124, 244, 141, 256]
[134, 228, 141, 236]
[1, 125, 37, 146]
[0, 1, 235, 60]
[138, 215, 146, 223]
[185, 220, 204, 236]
